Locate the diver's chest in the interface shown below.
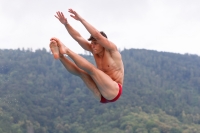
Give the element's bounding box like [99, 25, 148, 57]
[95, 57, 113, 71]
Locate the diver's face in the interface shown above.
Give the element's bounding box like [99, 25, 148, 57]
[91, 40, 104, 54]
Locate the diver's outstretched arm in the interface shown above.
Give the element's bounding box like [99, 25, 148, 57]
[68, 9, 117, 51]
[55, 11, 92, 51]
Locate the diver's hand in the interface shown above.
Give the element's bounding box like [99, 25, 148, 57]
[55, 11, 68, 25]
[68, 9, 83, 21]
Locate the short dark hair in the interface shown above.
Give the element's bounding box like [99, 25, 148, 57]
[88, 31, 107, 41]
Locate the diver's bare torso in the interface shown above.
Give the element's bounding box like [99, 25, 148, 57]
[93, 49, 124, 85]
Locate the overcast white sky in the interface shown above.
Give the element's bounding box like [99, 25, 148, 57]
[1, 0, 200, 55]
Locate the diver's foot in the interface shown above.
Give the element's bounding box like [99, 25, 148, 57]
[49, 40, 59, 59]
[51, 37, 69, 55]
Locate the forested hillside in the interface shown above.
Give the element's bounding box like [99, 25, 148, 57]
[0, 48, 200, 133]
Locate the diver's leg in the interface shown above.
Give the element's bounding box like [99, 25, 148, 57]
[52, 38, 119, 100]
[50, 40, 101, 100]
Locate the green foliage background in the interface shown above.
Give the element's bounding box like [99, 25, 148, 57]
[0, 48, 200, 133]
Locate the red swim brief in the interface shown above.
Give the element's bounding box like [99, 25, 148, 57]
[100, 83, 122, 103]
